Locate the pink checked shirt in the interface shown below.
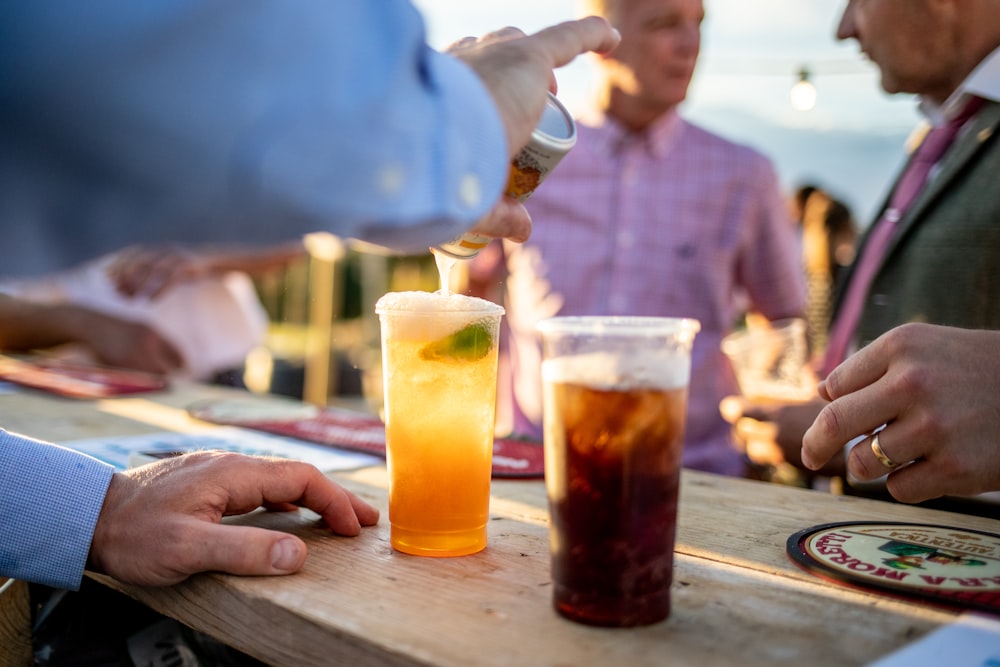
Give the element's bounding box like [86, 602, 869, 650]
[498, 108, 806, 476]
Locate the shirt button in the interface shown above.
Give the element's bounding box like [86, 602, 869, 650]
[871, 293, 889, 306]
[618, 232, 635, 248]
[459, 174, 482, 209]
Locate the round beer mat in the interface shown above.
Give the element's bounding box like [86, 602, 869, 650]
[787, 522, 1000, 614]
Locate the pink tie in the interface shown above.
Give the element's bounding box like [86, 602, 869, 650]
[822, 97, 984, 376]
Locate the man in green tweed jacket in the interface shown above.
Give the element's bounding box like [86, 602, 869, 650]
[730, 0, 1000, 510]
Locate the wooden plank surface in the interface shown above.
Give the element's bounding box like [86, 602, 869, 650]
[0, 578, 32, 667]
[94, 468, 974, 667]
[3, 382, 997, 667]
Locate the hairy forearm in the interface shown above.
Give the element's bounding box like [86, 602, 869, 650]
[0, 295, 92, 351]
[200, 241, 308, 277]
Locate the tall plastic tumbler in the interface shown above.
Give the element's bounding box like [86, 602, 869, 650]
[375, 291, 504, 557]
[538, 316, 700, 626]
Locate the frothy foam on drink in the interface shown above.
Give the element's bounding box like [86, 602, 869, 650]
[542, 352, 690, 391]
[376, 291, 504, 341]
[376, 291, 503, 314]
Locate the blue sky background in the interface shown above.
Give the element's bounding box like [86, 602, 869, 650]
[413, 0, 925, 226]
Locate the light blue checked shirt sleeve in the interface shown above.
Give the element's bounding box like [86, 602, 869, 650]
[0, 0, 508, 277]
[0, 429, 115, 590]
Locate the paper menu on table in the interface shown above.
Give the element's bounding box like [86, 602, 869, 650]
[866, 613, 1000, 667]
[59, 427, 382, 472]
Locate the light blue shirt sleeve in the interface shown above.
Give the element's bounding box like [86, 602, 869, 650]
[0, 430, 115, 590]
[0, 1, 509, 277]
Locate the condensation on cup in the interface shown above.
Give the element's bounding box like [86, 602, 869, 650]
[433, 92, 577, 260]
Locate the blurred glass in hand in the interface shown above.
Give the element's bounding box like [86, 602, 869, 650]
[722, 317, 816, 403]
[721, 317, 818, 485]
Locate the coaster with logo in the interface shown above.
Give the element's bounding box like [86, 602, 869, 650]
[787, 521, 1000, 614]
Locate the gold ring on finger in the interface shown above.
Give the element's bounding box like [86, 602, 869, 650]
[870, 432, 900, 470]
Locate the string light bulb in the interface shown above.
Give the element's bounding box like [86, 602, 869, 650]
[789, 66, 817, 111]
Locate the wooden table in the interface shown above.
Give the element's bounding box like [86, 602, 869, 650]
[2, 381, 998, 666]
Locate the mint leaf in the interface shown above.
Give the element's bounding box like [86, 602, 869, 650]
[419, 321, 493, 362]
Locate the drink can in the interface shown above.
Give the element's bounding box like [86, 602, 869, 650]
[433, 92, 577, 259]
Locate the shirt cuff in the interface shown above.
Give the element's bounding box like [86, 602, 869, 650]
[0, 431, 116, 590]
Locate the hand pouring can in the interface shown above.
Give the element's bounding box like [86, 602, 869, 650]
[433, 92, 577, 259]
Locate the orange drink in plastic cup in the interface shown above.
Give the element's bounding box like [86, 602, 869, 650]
[375, 291, 504, 557]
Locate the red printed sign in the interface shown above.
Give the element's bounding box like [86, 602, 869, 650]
[0, 355, 167, 399]
[188, 398, 544, 479]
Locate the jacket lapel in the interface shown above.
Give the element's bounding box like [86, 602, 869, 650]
[831, 100, 1000, 316]
[883, 100, 1000, 260]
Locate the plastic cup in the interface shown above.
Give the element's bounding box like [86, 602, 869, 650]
[538, 316, 700, 626]
[721, 318, 815, 402]
[375, 291, 504, 557]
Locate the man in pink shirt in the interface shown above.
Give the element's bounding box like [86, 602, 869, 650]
[475, 0, 806, 476]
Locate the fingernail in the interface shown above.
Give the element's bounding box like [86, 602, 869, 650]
[271, 538, 302, 571]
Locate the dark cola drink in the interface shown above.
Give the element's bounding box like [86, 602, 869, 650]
[538, 317, 700, 627]
[543, 379, 688, 627]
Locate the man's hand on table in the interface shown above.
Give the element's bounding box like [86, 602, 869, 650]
[88, 451, 379, 586]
